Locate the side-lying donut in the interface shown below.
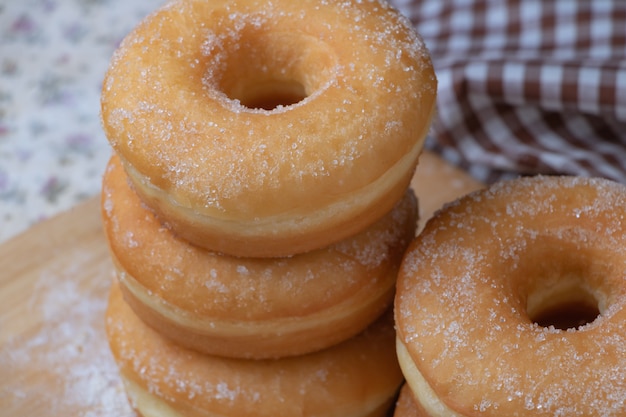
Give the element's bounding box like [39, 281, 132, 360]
[100, 0, 436, 257]
[393, 384, 428, 417]
[102, 154, 417, 359]
[396, 176, 626, 416]
[106, 280, 404, 417]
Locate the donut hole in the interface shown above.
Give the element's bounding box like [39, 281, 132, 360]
[527, 281, 601, 330]
[211, 28, 337, 111]
[519, 239, 608, 331]
[234, 80, 307, 111]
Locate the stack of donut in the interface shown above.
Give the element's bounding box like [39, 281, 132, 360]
[100, 0, 437, 416]
[394, 176, 626, 416]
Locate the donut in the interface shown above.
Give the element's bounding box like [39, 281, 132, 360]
[100, 0, 436, 258]
[395, 176, 626, 416]
[101, 154, 417, 359]
[106, 280, 404, 417]
[393, 384, 428, 417]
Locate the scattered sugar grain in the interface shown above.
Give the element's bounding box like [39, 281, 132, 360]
[0, 254, 132, 416]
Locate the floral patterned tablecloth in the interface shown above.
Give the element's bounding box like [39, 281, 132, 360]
[0, 0, 159, 244]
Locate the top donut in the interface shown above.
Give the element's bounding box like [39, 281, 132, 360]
[100, 0, 436, 257]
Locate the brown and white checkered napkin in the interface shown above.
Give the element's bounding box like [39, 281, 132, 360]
[393, 0, 626, 183]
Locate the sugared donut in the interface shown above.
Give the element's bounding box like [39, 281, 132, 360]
[106, 280, 404, 417]
[101, 154, 417, 359]
[100, 0, 436, 258]
[395, 176, 626, 416]
[393, 384, 428, 417]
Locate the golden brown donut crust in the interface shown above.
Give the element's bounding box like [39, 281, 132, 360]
[395, 176, 626, 416]
[102, 154, 417, 359]
[100, 0, 436, 257]
[394, 384, 430, 417]
[106, 281, 404, 417]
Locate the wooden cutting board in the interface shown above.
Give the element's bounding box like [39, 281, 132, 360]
[0, 151, 482, 417]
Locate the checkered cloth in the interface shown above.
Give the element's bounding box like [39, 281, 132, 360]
[392, 0, 626, 183]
